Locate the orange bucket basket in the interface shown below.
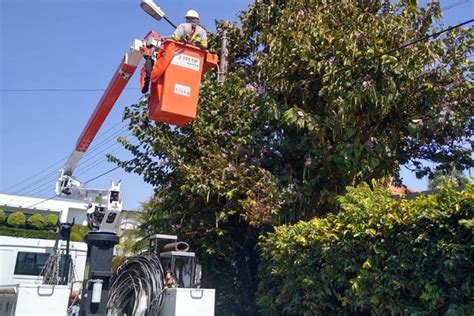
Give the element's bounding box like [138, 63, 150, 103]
[148, 40, 218, 126]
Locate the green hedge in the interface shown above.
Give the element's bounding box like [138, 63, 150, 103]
[45, 214, 58, 231]
[0, 226, 57, 240]
[0, 209, 5, 224]
[7, 212, 26, 227]
[27, 214, 46, 230]
[258, 184, 473, 315]
[70, 224, 90, 242]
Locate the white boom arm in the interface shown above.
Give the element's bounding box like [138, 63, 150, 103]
[55, 39, 146, 232]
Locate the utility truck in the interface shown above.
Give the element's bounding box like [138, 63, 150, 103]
[0, 1, 219, 315]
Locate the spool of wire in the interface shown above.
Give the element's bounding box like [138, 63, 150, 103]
[107, 253, 165, 316]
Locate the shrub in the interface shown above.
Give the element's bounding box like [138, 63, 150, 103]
[0, 209, 5, 224]
[70, 224, 90, 242]
[27, 214, 46, 230]
[0, 226, 56, 240]
[258, 184, 474, 315]
[45, 214, 58, 231]
[7, 212, 26, 228]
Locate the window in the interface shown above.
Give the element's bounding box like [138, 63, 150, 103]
[14, 252, 50, 276]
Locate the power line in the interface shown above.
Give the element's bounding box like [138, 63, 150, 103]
[374, 19, 473, 60]
[24, 165, 124, 209]
[25, 195, 57, 210]
[442, 0, 470, 11]
[4, 156, 68, 193]
[7, 10, 473, 206]
[84, 166, 122, 185]
[312, 19, 473, 83]
[19, 138, 132, 197]
[0, 88, 140, 92]
[26, 137, 137, 198]
[3, 122, 128, 194]
[76, 139, 137, 178]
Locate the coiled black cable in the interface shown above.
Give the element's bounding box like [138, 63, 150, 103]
[108, 253, 165, 316]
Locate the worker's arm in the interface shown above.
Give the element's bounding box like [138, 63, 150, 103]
[193, 26, 208, 48]
[171, 24, 186, 42]
[172, 24, 208, 49]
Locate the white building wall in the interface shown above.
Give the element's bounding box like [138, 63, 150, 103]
[0, 193, 87, 224]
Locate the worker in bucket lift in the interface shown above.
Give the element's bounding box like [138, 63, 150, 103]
[141, 9, 208, 93]
[171, 10, 208, 49]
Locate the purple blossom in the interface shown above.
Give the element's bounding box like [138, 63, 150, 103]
[245, 83, 257, 92]
[304, 157, 312, 166]
[297, 9, 305, 18]
[249, 157, 260, 164]
[365, 140, 374, 149]
[171, 224, 182, 229]
[329, 56, 336, 64]
[362, 80, 374, 90]
[257, 85, 266, 95]
[297, 110, 304, 117]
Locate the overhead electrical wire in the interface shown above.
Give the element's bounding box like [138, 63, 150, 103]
[0, 88, 140, 92]
[2, 155, 70, 193]
[7, 137, 126, 198]
[76, 140, 132, 177]
[2, 121, 127, 193]
[24, 164, 126, 209]
[1, 131, 134, 208]
[25, 139, 135, 198]
[312, 19, 473, 83]
[25, 195, 57, 209]
[26, 136, 139, 199]
[5, 125, 130, 196]
[84, 166, 122, 185]
[7, 17, 474, 207]
[442, 0, 470, 12]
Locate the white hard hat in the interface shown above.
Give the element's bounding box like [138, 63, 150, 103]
[185, 9, 199, 19]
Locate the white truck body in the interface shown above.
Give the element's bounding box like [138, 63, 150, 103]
[0, 236, 87, 316]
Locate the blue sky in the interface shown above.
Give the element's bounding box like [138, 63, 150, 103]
[0, 0, 472, 210]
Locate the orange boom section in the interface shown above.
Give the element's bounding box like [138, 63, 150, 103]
[148, 40, 218, 126]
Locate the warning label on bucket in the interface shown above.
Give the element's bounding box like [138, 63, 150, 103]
[174, 84, 191, 96]
[171, 54, 200, 71]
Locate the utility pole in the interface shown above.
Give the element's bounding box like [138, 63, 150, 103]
[218, 21, 229, 83]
